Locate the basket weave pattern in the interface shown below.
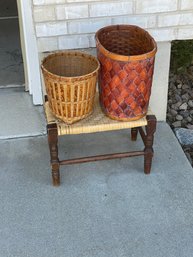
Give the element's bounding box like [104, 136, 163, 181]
[42, 51, 99, 124]
[96, 25, 157, 121]
[98, 51, 155, 120]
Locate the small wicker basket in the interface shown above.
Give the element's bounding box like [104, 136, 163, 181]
[41, 51, 100, 124]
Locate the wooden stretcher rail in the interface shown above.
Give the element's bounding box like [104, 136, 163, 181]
[59, 151, 145, 165]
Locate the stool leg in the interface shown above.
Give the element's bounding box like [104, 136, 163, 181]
[144, 115, 157, 174]
[47, 124, 60, 186]
[131, 128, 138, 141]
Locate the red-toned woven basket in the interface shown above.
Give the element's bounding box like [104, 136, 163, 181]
[95, 25, 157, 121]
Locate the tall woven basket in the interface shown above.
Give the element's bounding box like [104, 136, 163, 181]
[41, 51, 100, 124]
[95, 25, 157, 121]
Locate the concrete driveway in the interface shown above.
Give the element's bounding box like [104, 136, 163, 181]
[1, 121, 193, 257]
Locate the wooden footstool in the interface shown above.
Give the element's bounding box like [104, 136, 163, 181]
[44, 95, 157, 186]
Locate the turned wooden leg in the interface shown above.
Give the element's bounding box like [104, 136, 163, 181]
[47, 123, 60, 186]
[144, 115, 157, 174]
[131, 127, 138, 141]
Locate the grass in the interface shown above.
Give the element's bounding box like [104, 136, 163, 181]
[170, 40, 193, 74]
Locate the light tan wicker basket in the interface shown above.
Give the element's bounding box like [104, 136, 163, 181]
[41, 51, 100, 124]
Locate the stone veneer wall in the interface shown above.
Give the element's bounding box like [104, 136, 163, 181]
[32, 0, 193, 52]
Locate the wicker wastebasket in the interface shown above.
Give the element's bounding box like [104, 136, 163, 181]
[41, 51, 100, 124]
[95, 25, 157, 121]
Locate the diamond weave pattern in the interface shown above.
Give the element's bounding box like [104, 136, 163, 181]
[98, 51, 155, 120]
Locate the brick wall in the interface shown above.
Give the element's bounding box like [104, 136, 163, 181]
[32, 0, 193, 52]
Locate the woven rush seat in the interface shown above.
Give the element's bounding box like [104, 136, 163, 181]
[44, 94, 152, 135]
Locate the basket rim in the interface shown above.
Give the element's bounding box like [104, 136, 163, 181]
[41, 50, 100, 82]
[95, 24, 157, 62]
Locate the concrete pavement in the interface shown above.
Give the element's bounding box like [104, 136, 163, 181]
[0, 87, 46, 140]
[0, 122, 193, 257]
